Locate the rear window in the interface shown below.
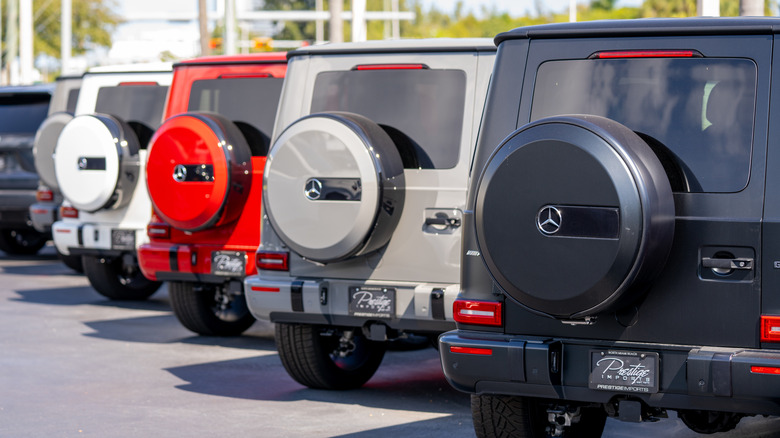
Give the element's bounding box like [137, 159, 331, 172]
[95, 84, 169, 130]
[0, 94, 50, 133]
[310, 68, 467, 169]
[188, 77, 284, 155]
[531, 58, 757, 193]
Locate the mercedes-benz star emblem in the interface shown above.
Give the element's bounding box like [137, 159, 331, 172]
[537, 205, 562, 235]
[77, 157, 87, 170]
[304, 178, 323, 200]
[173, 164, 187, 182]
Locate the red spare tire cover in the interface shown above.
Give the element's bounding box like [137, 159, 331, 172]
[147, 112, 252, 231]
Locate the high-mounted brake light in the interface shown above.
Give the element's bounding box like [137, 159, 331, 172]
[353, 64, 428, 71]
[751, 366, 780, 375]
[256, 251, 289, 271]
[36, 188, 54, 202]
[218, 73, 272, 79]
[761, 316, 780, 342]
[59, 205, 79, 219]
[590, 50, 702, 59]
[453, 299, 502, 327]
[450, 346, 493, 356]
[147, 223, 171, 240]
[118, 81, 159, 86]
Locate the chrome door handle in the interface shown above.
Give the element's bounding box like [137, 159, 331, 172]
[701, 257, 753, 270]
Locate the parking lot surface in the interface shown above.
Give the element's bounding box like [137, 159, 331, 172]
[2, 246, 780, 437]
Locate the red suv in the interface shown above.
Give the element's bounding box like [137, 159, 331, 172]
[139, 53, 287, 336]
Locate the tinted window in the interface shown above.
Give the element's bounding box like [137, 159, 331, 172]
[311, 69, 467, 169]
[0, 94, 50, 133]
[188, 77, 283, 156]
[531, 58, 757, 193]
[95, 85, 169, 130]
[66, 88, 80, 114]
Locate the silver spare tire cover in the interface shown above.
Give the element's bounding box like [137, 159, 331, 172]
[34, 112, 74, 191]
[475, 115, 674, 319]
[54, 114, 141, 213]
[264, 112, 405, 263]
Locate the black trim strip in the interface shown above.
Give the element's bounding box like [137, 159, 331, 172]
[291, 280, 304, 312]
[431, 288, 446, 321]
[76, 225, 84, 246]
[169, 245, 179, 271]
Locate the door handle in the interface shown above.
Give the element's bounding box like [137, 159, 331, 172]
[424, 217, 461, 228]
[701, 257, 753, 270]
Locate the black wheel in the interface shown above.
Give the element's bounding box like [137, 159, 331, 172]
[56, 249, 84, 273]
[471, 394, 606, 438]
[275, 323, 386, 390]
[168, 281, 255, 336]
[0, 228, 48, 255]
[82, 255, 161, 300]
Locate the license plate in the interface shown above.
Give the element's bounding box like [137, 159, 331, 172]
[348, 287, 395, 319]
[111, 229, 136, 250]
[589, 350, 659, 394]
[211, 251, 245, 276]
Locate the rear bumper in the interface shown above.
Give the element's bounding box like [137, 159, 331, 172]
[29, 201, 58, 233]
[0, 189, 36, 228]
[137, 241, 257, 283]
[52, 220, 146, 257]
[439, 331, 780, 416]
[244, 275, 457, 335]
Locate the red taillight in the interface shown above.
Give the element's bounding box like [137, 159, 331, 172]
[147, 223, 171, 239]
[354, 64, 427, 71]
[60, 205, 79, 219]
[591, 50, 701, 59]
[218, 73, 272, 79]
[251, 286, 280, 292]
[118, 81, 159, 86]
[761, 316, 780, 342]
[256, 251, 289, 271]
[450, 346, 493, 356]
[751, 366, 780, 375]
[453, 299, 502, 327]
[36, 188, 54, 202]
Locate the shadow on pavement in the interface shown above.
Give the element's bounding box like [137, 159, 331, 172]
[11, 285, 103, 306]
[331, 416, 473, 438]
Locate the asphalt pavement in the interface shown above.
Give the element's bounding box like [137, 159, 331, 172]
[2, 245, 780, 437]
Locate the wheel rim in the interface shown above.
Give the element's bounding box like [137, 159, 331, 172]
[324, 329, 373, 372]
[7, 230, 46, 250]
[210, 286, 249, 323]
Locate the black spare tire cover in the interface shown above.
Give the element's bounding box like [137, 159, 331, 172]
[54, 114, 141, 213]
[264, 112, 405, 263]
[475, 115, 674, 318]
[34, 112, 74, 191]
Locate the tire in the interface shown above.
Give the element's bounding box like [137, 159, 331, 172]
[275, 323, 386, 390]
[471, 394, 606, 438]
[475, 115, 675, 318]
[168, 281, 255, 336]
[82, 255, 161, 300]
[0, 228, 48, 255]
[56, 249, 84, 273]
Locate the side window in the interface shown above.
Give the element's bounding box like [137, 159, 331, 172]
[65, 88, 80, 114]
[95, 84, 169, 148]
[310, 68, 467, 169]
[531, 58, 757, 193]
[188, 77, 284, 156]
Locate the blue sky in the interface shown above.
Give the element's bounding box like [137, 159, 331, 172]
[416, 0, 643, 17]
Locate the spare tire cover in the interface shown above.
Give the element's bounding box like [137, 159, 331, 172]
[475, 115, 674, 318]
[146, 113, 252, 231]
[34, 112, 73, 191]
[54, 114, 141, 213]
[264, 112, 405, 263]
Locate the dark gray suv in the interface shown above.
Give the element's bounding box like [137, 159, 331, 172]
[440, 18, 780, 437]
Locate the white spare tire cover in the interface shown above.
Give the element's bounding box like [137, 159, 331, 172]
[264, 112, 405, 263]
[54, 114, 141, 213]
[34, 112, 74, 191]
[475, 115, 674, 319]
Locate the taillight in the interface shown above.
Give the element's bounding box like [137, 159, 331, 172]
[218, 73, 272, 79]
[256, 251, 289, 271]
[453, 299, 502, 327]
[36, 188, 54, 202]
[353, 64, 428, 70]
[450, 346, 493, 356]
[751, 366, 780, 375]
[60, 205, 79, 219]
[118, 81, 159, 86]
[147, 222, 171, 239]
[590, 50, 702, 59]
[761, 316, 780, 342]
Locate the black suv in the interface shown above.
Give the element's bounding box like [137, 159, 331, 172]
[0, 85, 53, 255]
[440, 18, 780, 437]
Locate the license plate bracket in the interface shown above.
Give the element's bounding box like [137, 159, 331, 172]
[589, 350, 659, 394]
[211, 251, 245, 276]
[111, 229, 135, 250]
[348, 286, 395, 319]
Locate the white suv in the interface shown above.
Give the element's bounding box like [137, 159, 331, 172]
[52, 64, 172, 300]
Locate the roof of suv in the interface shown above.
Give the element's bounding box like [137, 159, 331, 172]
[497, 17, 780, 43]
[288, 38, 496, 58]
[87, 62, 173, 74]
[0, 84, 54, 96]
[175, 53, 288, 67]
